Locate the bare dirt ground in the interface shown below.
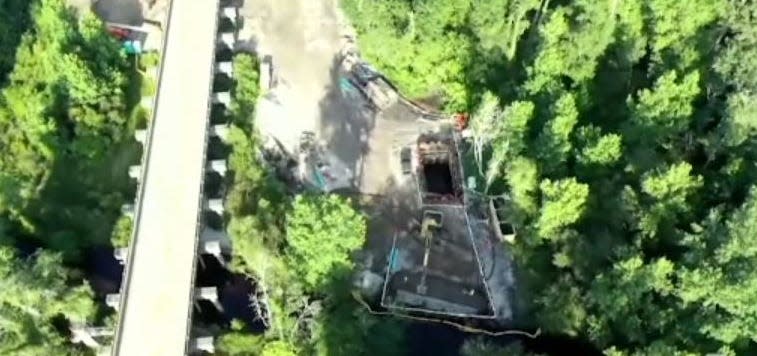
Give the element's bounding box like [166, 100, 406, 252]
[243, 0, 382, 191]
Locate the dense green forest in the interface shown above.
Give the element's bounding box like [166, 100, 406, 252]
[0, 0, 135, 257]
[0, 0, 138, 352]
[2, 0, 756, 354]
[343, 0, 757, 354]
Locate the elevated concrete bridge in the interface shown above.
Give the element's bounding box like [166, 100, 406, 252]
[112, 0, 228, 355]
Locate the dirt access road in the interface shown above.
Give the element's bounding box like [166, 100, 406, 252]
[243, 0, 379, 191]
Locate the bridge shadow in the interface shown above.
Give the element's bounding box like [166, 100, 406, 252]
[192, 254, 265, 333]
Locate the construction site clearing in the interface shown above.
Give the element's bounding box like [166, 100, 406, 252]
[377, 131, 493, 317]
[255, 32, 516, 320]
[354, 123, 517, 320]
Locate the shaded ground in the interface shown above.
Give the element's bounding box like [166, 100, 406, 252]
[246, 0, 348, 154]
[85, 247, 125, 296]
[382, 203, 493, 317]
[93, 0, 143, 26]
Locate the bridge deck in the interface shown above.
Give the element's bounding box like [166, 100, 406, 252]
[114, 1, 219, 355]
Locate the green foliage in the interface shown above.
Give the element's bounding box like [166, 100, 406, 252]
[311, 272, 406, 356]
[261, 340, 297, 356]
[537, 178, 589, 240]
[506, 156, 539, 217]
[645, 0, 721, 68]
[627, 71, 700, 146]
[535, 275, 587, 335]
[342, 0, 473, 110]
[0, 247, 96, 353]
[460, 338, 543, 356]
[216, 320, 268, 355]
[345, 0, 757, 354]
[0, 1, 148, 353]
[577, 130, 622, 166]
[286, 195, 366, 291]
[230, 54, 260, 126]
[486, 100, 534, 187]
[0, 0, 133, 258]
[589, 256, 675, 344]
[536, 93, 578, 174]
[219, 53, 296, 354]
[467, 0, 540, 60]
[526, 1, 616, 94]
[641, 162, 702, 206]
[110, 215, 133, 248]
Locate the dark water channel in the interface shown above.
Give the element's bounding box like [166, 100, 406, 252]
[84, 246, 124, 296]
[80, 247, 264, 332]
[193, 254, 266, 332]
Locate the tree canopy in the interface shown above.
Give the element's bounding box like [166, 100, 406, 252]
[0, 247, 96, 354]
[0, 0, 141, 353]
[0, 0, 132, 258]
[344, 0, 757, 354]
[285, 195, 366, 291]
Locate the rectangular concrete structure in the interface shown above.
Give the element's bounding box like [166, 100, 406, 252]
[113, 1, 219, 355]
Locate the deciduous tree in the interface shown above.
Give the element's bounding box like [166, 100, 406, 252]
[285, 195, 366, 291]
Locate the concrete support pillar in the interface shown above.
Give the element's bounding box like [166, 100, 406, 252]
[105, 293, 121, 310]
[121, 204, 135, 218]
[205, 198, 224, 215]
[201, 226, 231, 250]
[210, 124, 229, 141]
[70, 325, 113, 349]
[195, 286, 223, 312]
[128, 165, 142, 180]
[215, 61, 233, 76]
[207, 159, 227, 176]
[114, 247, 128, 265]
[134, 129, 147, 144]
[190, 336, 215, 354]
[70, 325, 100, 348]
[202, 240, 225, 266]
[212, 91, 231, 106]
[220, 6, 237, 22]
[218, 33, 235, 49]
